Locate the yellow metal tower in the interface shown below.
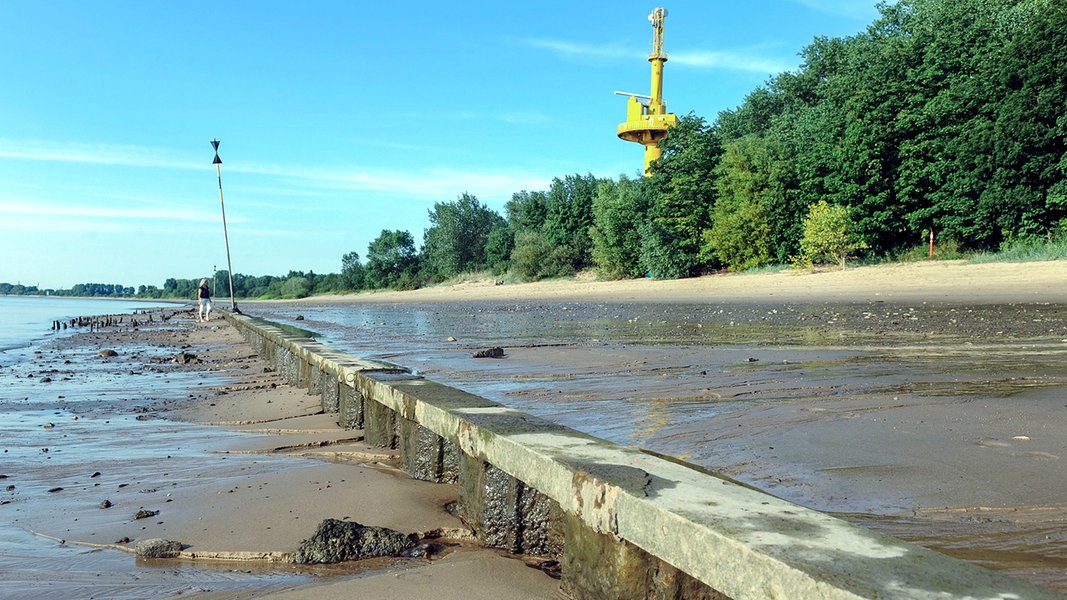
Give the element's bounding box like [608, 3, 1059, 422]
[617, 7, 678, 176]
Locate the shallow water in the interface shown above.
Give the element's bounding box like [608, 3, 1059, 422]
[0, 315, 339, 599]
[0, 296, 178, 352]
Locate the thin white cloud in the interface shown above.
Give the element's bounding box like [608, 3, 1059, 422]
[522, 37, 794, 75]
[0, 138, 201, 170]
[0, 199, 221, 223]
[497, 111, 553, 125]
[669, 50, 794, 75]
[788, 0, 879, 20]
[308, 167, 548, 200]
[521, 38, 636, 61]
[0, 138, 551, 204]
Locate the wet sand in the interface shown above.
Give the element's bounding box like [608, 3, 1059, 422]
[5, 259, 1067, 597]
[257, 259, 1067, 593]
[0, 311, 563, 599]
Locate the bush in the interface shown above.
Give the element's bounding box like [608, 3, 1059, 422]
[794, 201, 867, 269]
[510, 231, 577, 281]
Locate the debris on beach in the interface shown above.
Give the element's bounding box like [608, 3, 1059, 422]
[171, 351, 200, 364]
[401, 542, 445, 559]
[294, 518, 416, 564]
[135, 538, 183, 559]
[98, 349, 118, 358]
[471, 347, 505, 359]
[134, 509, 159, 520]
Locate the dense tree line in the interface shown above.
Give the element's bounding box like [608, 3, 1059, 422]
[5, 0, 1063, 301]
[0, 282, 136, 297]
[344, 0, 1066, 286]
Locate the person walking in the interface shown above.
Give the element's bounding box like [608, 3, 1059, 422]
[197, 278, 213, 322]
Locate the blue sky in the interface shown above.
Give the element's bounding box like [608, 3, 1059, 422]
[0, 1, 881, 290]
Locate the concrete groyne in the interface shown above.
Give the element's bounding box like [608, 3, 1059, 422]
[225, 311, 1060, 600]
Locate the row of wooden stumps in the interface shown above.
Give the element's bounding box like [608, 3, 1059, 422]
[51, 309, 186, 332]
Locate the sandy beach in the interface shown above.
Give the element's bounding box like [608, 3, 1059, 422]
[306, 259, 1067, 305]
[0, 310, 564, 599]
[4, 258, 1067, 598]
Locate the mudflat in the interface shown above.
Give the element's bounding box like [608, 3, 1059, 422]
[274, 258, 1067, 594]
[5, 258, 1066, 598]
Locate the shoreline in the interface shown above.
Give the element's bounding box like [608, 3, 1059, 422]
[293, 259, 1067, 306]
[0, 312, 563, 599]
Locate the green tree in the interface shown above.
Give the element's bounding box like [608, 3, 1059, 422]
[341, 251, 365, 290]
[541, 174, 603, 272]
[483, 224, 514, 275]
[643, 114, 721, 276]
[510, 231, 576, 280]
[590, 175, 649, 279]
[991, 0, 1067, 242]
[421, 193, 505, 279]
[709, 136, 802, 271]
[278, 276, 311, 299]
[796, 201, 867, 269]
[364, 229, 418, 289]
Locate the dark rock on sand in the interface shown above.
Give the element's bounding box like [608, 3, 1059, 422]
[401, 542, 444, 559]
[100, 499, 112, 509]
[294, 518, 416, 564]
[472, 347, 505, 359]
[172, 352, 199, 364]
[98, 349, 118, 358]
[135, 538, 183, 559]
[134, 509, 158, 520]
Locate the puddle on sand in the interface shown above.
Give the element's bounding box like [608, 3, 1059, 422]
[0, 523, 325, 600]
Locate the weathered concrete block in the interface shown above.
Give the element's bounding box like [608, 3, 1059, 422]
[458, 457, 563, 556]
[399, 419, 460, 483]
[337, 383, 363, 429]
[278, 348, 299, 387]
[305, 360, 322, 396]
[363, 398, 398, 449]
[561, 512, 724, 600]
[320, 370, 340, 412]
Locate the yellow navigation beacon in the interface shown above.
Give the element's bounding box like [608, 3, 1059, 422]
[616, 7, 678, 176]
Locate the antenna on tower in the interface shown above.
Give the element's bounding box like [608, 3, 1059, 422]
[616, 7, 678, 176]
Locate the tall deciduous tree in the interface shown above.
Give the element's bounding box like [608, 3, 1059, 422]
[643, 114, 721, 276]
[590, 175, 649, 279]
[421, 193, 505, 279]
[364, 229, 418, 289]
[341, 251, 365, 290]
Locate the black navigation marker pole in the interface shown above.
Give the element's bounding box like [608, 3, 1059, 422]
[212, 139, 237, 313]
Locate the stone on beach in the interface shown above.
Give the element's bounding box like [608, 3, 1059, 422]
[135, 538, 183, 559]
[471, 347, 505, 359]
[171, 351, 199, 364]
[294, 518, 416, 564]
